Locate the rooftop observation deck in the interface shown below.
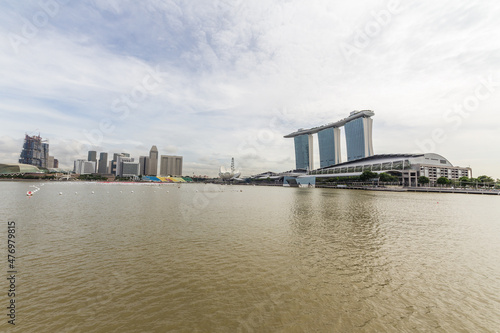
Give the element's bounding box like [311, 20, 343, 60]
[283, 110, 375, 138]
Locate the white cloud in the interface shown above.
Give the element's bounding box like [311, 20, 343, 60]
[0, 0, 499, 177]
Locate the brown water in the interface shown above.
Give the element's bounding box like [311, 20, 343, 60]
[1, 182, 499, 332]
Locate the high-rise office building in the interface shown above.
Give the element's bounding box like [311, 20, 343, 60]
[116, 155, 133, 177]
[88, 151, 97, 162]
[293, 134, 314, 170]
[47, 156, 55, 169]
[19, 134, 49, 168]
[148, 146, 158, 176]
[98, 152, 108, 174]
[109, 153, 123, 175]
[113, 154, 140, 178]
[120, 161, 140, 177]
[87, 150, 97, 173]
[41, 142, 49, 168]
[139, 156, 150, 176]
[159, 155, 183, 176]
[74, 159, 96, 174]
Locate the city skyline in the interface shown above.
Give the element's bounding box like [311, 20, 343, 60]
[1, 2, 500, 177]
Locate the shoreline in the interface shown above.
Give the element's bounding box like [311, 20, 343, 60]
[315, 184, 500, 195]
[2, 179, 499, 195]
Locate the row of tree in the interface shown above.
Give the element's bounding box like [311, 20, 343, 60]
[419, 175, 499, 188]
[317, 171, 399, 184]
[316, 171, 499, 188]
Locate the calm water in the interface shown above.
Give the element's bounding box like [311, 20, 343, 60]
[1, 181, 499, 332]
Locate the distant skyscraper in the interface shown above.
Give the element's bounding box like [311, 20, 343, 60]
[285, 110, 375, 168]
[98, 152, 108, 174]
[74, 159, 96, 174]
[148, 146, 158, 176]
[19, 134, 49, 168]
[318, 127, 341, 168]
[87, 150, 97, 173]
[116, 155, 133, 177]
[120, 162, 140, 177]
[344, 115, 374, 161]
[88, 151, 97, 162]
[47, 156, 55, 169]
[114, 155, 140, 177]
[159, 155, 183, 176]
[110, 153, 123, 175]
[41, 142, 49, 168]
[293, 134, 314, 170]
[139, 156, 150, 176]
[53, 159, 59, 168]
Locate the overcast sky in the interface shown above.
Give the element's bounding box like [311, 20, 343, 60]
[1, 0, 499, 177]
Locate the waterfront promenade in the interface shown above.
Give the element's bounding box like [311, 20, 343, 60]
[315, 184, 500, 195]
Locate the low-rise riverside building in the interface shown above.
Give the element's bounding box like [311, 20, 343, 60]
[308, 153, 471, 186]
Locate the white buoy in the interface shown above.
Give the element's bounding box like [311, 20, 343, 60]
[75, 192, 78, 194]
[91, 191, 95, 194]
[59, 192, 63, 195]
[131, 190, 134, 193]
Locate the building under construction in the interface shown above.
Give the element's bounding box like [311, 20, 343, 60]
[19, 134, 49, 168]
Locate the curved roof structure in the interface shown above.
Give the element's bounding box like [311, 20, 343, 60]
[315, 153, 454, 171]
[0, 163, 42, 174]
[219, 166, 241, 180]
[284, 110, 375, 138]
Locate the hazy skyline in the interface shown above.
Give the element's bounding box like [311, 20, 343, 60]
[1, 1, 499, 177]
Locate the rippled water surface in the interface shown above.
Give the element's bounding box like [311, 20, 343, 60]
[1, 181, 499, 332]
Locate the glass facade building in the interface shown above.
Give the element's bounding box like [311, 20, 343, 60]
[98, 152, 108, 174]
[19, 134, 49, 168]
[344, 117, 373, 161]
[294, 134, 313, 170]
[285, 110, 374, 169]
[88, 151, 97, 162]
[318, 127, 341, 168]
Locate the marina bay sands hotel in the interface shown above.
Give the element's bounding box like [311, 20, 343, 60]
[284, 110, 374, 170]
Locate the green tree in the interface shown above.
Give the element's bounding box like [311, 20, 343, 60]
[418, 176, 430, 186]
[436, 176, 450, 186]
[360, 170, 378, 181]
[379, 173, 397, 182]
[458, 176, 470, 187]
[477, 175, 494, 187]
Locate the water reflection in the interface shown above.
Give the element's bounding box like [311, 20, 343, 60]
[0, 182, 499, 332]
[288, 188, 391, 329]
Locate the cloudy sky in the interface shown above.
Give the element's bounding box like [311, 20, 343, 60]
[1, 0, 499, 177]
